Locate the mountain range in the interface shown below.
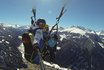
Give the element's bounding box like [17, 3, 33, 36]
[56, 26, 104, 70]
[0, 23, 104, 70]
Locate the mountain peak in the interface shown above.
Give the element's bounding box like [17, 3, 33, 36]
[60, 25, 95, 35]
[59, 26, 64, 30]
[0, 23, 20, 28]
[70, 26, 86, 30]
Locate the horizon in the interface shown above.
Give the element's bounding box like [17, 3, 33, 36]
[0, 0, 104, 31]
[0, 23, 103, 32]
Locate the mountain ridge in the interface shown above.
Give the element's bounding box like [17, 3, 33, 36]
[0, 23, 104, 70]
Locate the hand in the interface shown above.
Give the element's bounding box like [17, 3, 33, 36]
[33, 43, 39, 49]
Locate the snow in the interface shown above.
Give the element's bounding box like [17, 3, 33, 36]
[44, 61, 71, 70]
[87, 30, 95, 34]
[100, 33, 104, 35]
[96, 31, 101, 35]
[18, 43, 71, 70]
[0, 41, 2, 43]
[3, 27, 6, 30]
[18, 43, 25, 59]
[8, 35, 12, 37]
[18, 36, 22, 40]
[1, 23, 29, 29]
[98, 42, 104, 48]
[57, 46, 61, 50]
[60, 27, 86, 35]
[9, 54, 12, 56]
[3, 24, 21, 28]
[72, 35, 82, 38]
[60, 34, 66, 41]
[59, 26, 96, 36]
[5, 41, 10, 44]
[1, 39, 10, 44]
[2, 39, 5, 42]
[96, 31, 104, 35]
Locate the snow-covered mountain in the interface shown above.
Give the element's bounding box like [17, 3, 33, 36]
[97, 30, 104, 43]
[0, 23, 28, 70]
[59, 26, 104, 43]
[0, 23, 30, 29]
[56, 26, 104, 70]
[0, 23, 71, 70]
[59, 26, 96, 35]
[0, 23, 104, 70]
[97, 30, 104, 35]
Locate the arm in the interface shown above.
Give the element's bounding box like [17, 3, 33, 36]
[34, 29, 43, 44]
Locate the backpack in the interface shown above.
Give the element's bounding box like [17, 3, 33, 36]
[47, 34, 58, 48]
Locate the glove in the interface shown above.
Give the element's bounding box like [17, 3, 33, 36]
[33, 43, 39, 49]
[33, 43, 42, 52]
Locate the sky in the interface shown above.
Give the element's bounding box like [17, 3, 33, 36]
[0, 0, 104, 31]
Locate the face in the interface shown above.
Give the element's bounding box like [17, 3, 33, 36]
[38, 23, 45, 28]
[45, 27, 49, 31]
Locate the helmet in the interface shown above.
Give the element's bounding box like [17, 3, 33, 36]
[36, 18, 46, 25]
